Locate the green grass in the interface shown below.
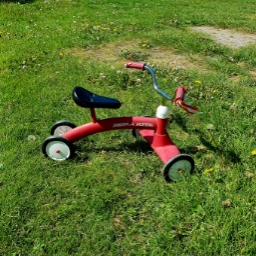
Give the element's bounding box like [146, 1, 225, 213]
[1, 0, 256, 255]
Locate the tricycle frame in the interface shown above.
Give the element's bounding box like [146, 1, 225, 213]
[42, 62, 198, 182]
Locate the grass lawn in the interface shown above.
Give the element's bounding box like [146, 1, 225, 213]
[1, 0, 256, 255]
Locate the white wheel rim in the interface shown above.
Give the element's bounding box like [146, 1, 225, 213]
[53, 125, 73, 136]
[168, 160, 192, 181]
[46, 140, 71, 161]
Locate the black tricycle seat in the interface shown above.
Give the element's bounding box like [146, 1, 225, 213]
[73, 87, 121, 109]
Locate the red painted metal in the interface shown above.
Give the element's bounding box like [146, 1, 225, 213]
[139, 117, 180, 164]
[62, 116, 157, 142]
[174, 86, 185, 102]
[126, 62, 145, 70]
[62, 114, 181, 164]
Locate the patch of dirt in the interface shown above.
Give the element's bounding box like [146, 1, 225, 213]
[191, 26, 256, 48]
[68, 40, 211, 72]
[68, 27, 256, 76]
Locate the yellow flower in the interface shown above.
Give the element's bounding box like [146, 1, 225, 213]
[142, 43, 147, 47]
[203, 168, 214, 174]
[213, 89, 217, 93]
[251, 150, 256, 156]
[59, 52, 64, 56]
[195, 80, 202, 84]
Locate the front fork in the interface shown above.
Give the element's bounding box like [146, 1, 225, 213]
[139, 105, 180, 163]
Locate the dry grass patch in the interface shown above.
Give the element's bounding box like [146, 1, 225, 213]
[67, 40, 212, 72]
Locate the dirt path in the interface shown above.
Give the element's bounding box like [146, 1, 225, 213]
[191, 26, 256, 48]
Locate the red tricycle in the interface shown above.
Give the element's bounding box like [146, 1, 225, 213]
[42, 62, 198, 182]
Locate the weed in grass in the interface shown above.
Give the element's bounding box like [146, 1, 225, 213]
[118, 49, 149, 62]
[206, 123, 225, 166]
[1, 0, 256, 255]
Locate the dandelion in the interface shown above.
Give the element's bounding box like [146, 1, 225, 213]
[245, 171, 254, 178]
[99, 73, 106, 79]
[203, 168, 214, 174]
[213, 89, 217, 93]
[174, 77, 179, 83]
[230, 102, 237, 111]
[142, 43, 147, 47]
[228, 56, 234, 62]
[251, 150, 256, 156]
[195, 80, 202, 84]
[222, 199, 231, 207]
[28, 135, 36, 141]
[206, 124, 214, 130]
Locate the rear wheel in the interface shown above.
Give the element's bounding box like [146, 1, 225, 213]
[51, 121, 77, 136]
[163, 154, 194, 182]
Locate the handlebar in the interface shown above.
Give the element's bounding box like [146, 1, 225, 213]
[174, 86, 185, 102]
[174, 86, 198, 114]
[125, 62, 145, 70]
[125, 62, 198, 114]
[126, 62, 171, 100]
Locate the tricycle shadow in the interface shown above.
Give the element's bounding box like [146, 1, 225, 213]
[170, 113, 241, 164]
[74, 138, 197, 163]
[73, 139, 153, 162]
[197, 134, 241, 164]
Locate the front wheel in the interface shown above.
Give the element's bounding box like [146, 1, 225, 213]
[42, 136, 74, 161]
[163, 154, 194, 182]
[51, 121, 77, 136]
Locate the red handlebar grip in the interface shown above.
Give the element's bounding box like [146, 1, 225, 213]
[175, 86, 185, 102]
[125, 62, 145, 70]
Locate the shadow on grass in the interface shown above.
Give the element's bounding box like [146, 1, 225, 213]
[73, 138, 208, 165]
[189, 129, 242, 164]
[73, 140, 153, 162]
[170, 112, 189, 133]
[170, 115, 241, 164]
[198, 135, 241, 164]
